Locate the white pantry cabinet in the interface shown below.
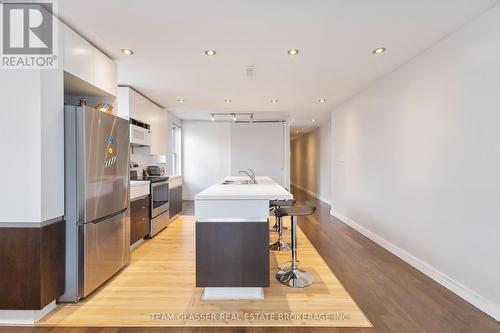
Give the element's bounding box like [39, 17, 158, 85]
[150, 103, 169, 156]
[62, 24, 117, 96]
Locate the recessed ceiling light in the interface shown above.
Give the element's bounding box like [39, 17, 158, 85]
[288, 49, 299, 56]
[270, 99, 278, 104]
[318, 98, 326, 103]
[121, 48, 134, 55]
[204, 49, 216, 56]
[225, 99, 232, 103]
[372, 47, 386, 55]
[177, 99, 184, 103]
[312, 119, 316, 123]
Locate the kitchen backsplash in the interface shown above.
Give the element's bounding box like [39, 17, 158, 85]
[131, 146, 168, 175]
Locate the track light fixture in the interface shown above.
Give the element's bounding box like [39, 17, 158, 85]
[209, 112, 255, 122]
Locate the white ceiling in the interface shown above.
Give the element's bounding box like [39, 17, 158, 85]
[58, 0, 498, 130]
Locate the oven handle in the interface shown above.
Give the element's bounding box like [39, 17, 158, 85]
[151, 180, 169, 188]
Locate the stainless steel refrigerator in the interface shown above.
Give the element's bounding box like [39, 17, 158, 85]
[60, 106, 130, 302]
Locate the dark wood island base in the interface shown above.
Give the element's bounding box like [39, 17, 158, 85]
[195, 221, 269, 288]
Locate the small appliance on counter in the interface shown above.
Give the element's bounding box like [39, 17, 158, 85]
[130, 162, 140, 180]
[146, 165, 165, 177]
[130, 166, 170, 238]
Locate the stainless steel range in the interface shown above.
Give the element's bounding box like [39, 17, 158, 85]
[148, 176, 170, 237]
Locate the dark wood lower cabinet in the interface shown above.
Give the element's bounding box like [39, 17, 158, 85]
[0, 220, 65, 310]
[196, 221, 269, 287]
[130, 195, 150, 245]
[169, 185, 182, 217]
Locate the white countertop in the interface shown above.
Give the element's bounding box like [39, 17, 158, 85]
[130, 180, 150, 187]
[195, 176, 292, 200]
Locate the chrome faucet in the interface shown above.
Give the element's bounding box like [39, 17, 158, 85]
[239, 169, 257, 184]
[247, 168, 256, 180]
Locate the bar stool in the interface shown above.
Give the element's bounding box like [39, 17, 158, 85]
[269, 199, 296, 251]
[274, 202, 316, 288]
[269, 199, 296, 232]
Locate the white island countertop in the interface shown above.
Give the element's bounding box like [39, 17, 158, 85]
[195, 176, 292, 201]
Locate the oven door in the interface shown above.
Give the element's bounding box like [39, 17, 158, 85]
[151, 180, 169, 217]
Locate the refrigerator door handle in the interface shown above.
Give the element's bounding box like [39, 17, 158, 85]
[87, 208, 128, 225]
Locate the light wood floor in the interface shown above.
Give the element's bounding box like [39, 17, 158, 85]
[38, 215, 371, 328]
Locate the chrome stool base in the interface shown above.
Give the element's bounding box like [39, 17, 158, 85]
[269, 239, 291, 252]
[276, 268, 314, 288]
[269, 223, 288, 232]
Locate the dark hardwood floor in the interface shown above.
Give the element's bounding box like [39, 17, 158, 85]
[1, 191, 499, 333]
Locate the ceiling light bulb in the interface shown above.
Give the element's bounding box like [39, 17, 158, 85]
[205, 49, 216, 56]
[225, 99, 232, 103]
[121, 48, 134, 55]
[312, 119, 316, 123]
[232, 114, 237, 121]
[210, 114, 215, 121]
[270, 99, 278, 104]
[372, 47, 386, 54]
[318, 98, 326, 103]
[177, 99, 184, 103]
[288, 49, 299, 56]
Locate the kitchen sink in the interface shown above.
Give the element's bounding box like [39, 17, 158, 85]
[221, 180, 257, 185]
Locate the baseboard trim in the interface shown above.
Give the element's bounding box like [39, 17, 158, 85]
[0, 300, 56, 325]
[330, 209, 500, 322]
[290, 183, 332, 206]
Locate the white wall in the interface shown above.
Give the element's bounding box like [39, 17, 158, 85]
[330, 4, 500, 320]
[182, 120, 289, 200]
[182, 121, 231, 200]
[0, 28, 64, 223]
[230, 122, 286, 187]
[291, 119, 331, 204]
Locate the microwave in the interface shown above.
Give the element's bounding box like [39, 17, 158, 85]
[129, 118, 151, 146]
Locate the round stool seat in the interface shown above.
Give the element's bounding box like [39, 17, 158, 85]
[269, 199, 296, 232]
[274, 204, 315, 218]
[269, 199, 296, 208]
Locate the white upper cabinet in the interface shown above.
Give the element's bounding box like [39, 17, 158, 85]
[150, 104, 169, 156]
[117, 87, 169, 156]
[62, 24, 117, 96]
[132, 89, 153, 122]
[94, 49, 117, 96]
[116, 87, 130, 120]
[63, 25, 94, 85]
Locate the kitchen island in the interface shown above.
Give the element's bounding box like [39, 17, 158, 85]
[195, 176, 293, 300]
